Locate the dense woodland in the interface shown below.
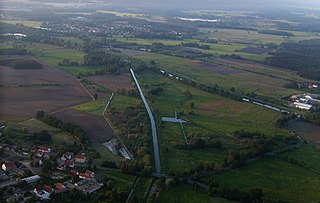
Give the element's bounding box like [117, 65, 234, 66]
[0, 58, 43, 69]
[266, 39, 320, 80]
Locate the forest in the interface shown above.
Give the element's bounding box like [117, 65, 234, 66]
[266, 39, 320, 80]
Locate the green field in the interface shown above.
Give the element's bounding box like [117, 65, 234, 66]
[108, 94, 139, 110]
[138, 71, 289, 172]
[160, 184, 211, 203]
[135, 53, 302, 100]
[97, 168, 135, 191]
[0, 42, 85, 65]
[73, 99, 109, 116]
[60, 65, 107, 75]
[198, 28, 319, 45]
[138, 71, 288, 136]
[202, 153, 320, 203]
[19, 118, 60, 132]
[1, 20, 42, 27]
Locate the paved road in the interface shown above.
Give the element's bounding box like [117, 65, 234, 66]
[130, 69, 161, 174]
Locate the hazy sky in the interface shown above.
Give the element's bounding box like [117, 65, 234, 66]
[109, 0, 320, 10]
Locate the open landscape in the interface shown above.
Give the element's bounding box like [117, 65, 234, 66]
[0, 0, 320, 202]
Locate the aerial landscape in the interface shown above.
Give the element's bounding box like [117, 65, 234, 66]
[0, 0, 320, 202]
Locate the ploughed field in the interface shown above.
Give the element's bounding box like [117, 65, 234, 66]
[0, 56, 90, 121]
[86, 72, 133, 92]
[53, 108, 114, 143]
[287, 121, 320, 145]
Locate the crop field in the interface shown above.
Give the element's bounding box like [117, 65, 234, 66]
[0, 42, 85, 65]
[202, 155, 320, 203]
[135, 53, 301, 100]
[86, 72, 133, 92]
[73, 99, 109, 116]
[108, 94, 139, 110]
[12, 119, 77, 146]
[19, 118, 60, 132]
[60, 65, 107, 75]
[287, 121, 320, 145]
[212, 58, 311, 82]
[0, 57, 90, 121]
[198, 28, 319, 44]
[138, 71, 289, 172]
[138, 71, 288, 136]
[0, 20, 42, 27]
[53, 109, 114, 143]
[160, 184, 211, 203]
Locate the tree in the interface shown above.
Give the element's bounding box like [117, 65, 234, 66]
[190, 102, 195, 108]
[36, 110, 45, 118]
[93, 93, 98, 100]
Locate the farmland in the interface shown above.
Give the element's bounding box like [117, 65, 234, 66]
[202, 148, 320, 202]
[0, 56, 90, 121]
[86, 72, 133, 92]
[0, 20, 42, 27]
[137, 71, 289, 172]
[53, 108, 114, 143]
[1, 4, 320, 203]
[134, 52, 304, 101]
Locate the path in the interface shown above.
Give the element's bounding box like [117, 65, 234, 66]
[130, 68, 161, 174]
[102, 93, 135, 161]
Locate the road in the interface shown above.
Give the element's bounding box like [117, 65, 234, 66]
[130, 68, 161, 174]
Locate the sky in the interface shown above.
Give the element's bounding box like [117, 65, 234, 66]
[109, 0, 320, 10]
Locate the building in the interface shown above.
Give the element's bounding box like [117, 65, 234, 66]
[2, 162, 16, 171]
[61, 152, 74, 161]
[35, 150, 44, 158]
[34, 185, 53, 200]
[22, 175, 41, 184]
[75, 155, 86, 163]
[65, 161, 75, 168]
[55, 182, 66, 190]
[294, 102, 313, 110]
[70, 170, 79, 175]
[38, 147, 51, 153]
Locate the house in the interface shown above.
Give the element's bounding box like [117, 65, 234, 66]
[38, 147, 51, 153]
[21, 148, 30, 156]
[74, 179, 88, 187]
[79, 173, 95, 180]
[55, 182, 66, 190]
[75, 155, 86, 163]
[70, 170, 79, 175]
[65, 161, 75, 168]
[0, 123, 5, 133]
[61, 152, 74, 161]
[22, 175, 41, 184]
[34, 185, 53, 200]
[35, 150, 44, 158]
[56, 163, 65, 171]
[85, 170, 95, 177]
[2, 161, 25, 175]
[294, 102, 313, 110]
[2, 162, 16, 171]
[54, 183, 67, 194]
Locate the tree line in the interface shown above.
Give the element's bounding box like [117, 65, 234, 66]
[36, 111, 87, 144]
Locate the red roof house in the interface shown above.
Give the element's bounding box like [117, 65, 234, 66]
[75, 155, 86, 163]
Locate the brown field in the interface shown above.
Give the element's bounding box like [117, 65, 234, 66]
[86, 72, 133, 92]
[288, 121, 320, 145]
[0, 56, 90, 121]
[197, 61, 241, 75]
[239, 46, 271, 54]
[214, 58, 308, 81]
[53, 109, 114, 142]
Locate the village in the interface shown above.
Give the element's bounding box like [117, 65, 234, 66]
[0, 142, 105, 202]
